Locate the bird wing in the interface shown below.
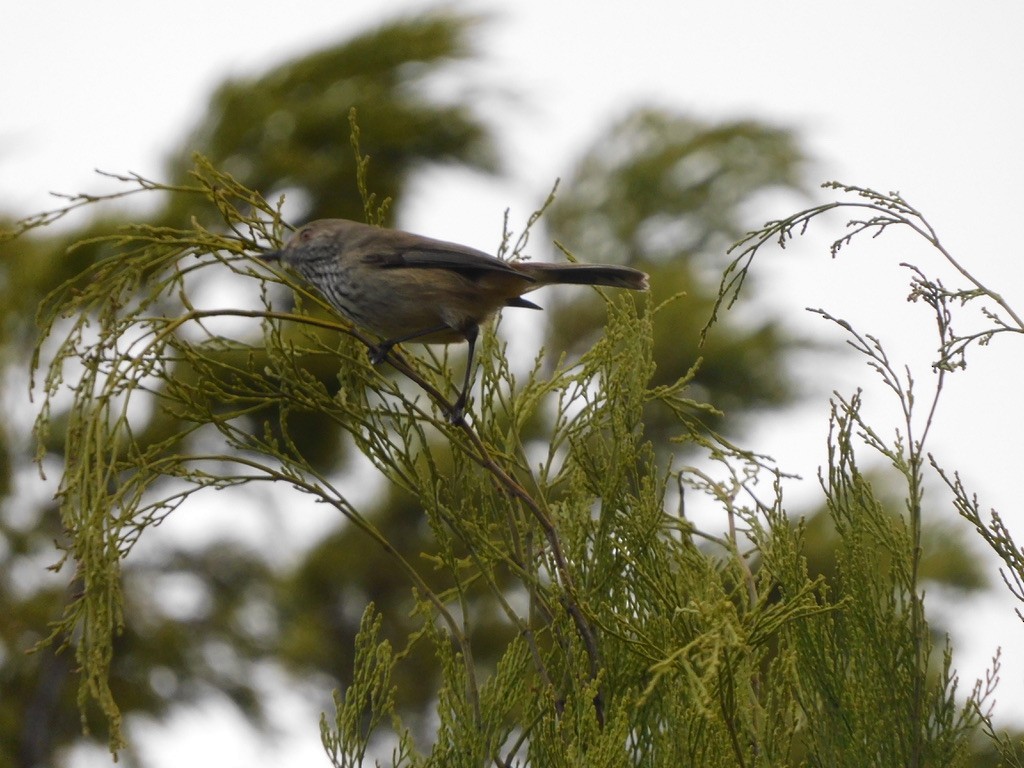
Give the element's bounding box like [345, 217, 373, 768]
[366, 233, 535, 283]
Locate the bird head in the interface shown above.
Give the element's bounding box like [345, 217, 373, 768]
[258, 219, 371, 265]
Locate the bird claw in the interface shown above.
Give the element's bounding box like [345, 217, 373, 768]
[368, 345, 390, 365]
[447, 396, 467, 424]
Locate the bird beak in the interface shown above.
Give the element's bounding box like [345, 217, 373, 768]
[256, 249, 283, 263]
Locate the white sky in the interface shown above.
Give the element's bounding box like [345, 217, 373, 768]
[4, 1, 1024, 764]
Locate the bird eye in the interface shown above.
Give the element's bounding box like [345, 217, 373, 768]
[299, 227, 315, 242]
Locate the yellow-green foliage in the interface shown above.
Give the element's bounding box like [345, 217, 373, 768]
[25, 167, 1021, 766]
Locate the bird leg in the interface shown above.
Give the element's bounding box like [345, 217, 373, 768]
[368, 323, 479, 422]
[450, 325, 478, 423]
[367, 323, 451, 365]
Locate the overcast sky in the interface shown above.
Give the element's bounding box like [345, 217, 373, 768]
[4, 2, 1024, 765]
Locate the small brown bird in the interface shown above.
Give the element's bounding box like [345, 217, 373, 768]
[260, 218, 649, 420]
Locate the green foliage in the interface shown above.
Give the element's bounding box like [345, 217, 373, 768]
[717, 182, 1024, 766]
[4, 9, 1020, 757]
[1, 14, 507, 762]
[2, 29, 817, 763]
[320, 605, 415, 767]
[20, 164, 1020, 766]
[545, 109, 807, 437]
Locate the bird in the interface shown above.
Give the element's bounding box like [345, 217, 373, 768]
[259, 218, 649, 421]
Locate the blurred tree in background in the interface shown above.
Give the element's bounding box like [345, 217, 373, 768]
[162, 12, 498, 227]
[544, 109, 805, 440]
[0, 8, 996, 768]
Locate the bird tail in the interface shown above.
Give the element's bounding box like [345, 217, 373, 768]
[519, 262, 649, 291]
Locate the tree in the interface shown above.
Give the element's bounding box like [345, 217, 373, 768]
[543, 108, 806, 440]
[3, 23, 818, 768]
[162, 11, 497, 228]
[0, 10, 499, 766]
[7, 10, 1009, 768]
[26, 172, 1019, 765]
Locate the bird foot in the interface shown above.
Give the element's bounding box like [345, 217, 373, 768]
[447, 396, 468, 425]
[368, 344, 391, 365]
